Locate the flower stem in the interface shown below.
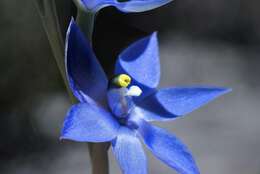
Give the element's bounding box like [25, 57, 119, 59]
[76, 9, 96, 42]
[33, 0, 109, 174]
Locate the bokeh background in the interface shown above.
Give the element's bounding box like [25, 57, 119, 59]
[1, 0, 260, 173]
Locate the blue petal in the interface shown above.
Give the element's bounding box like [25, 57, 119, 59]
[66, 19, 108, 105]
[112, 127, 147, 174]
[135, 87, 231, 121]
[138, 121, 200, 174]
[115, 32, 160, 99]
[61, 103, 119, 142]
[81, 0, 173, 13]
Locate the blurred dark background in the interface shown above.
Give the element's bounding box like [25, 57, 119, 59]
[0, 0, 260, 173]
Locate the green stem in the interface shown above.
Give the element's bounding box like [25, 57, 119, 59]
[76, 9, 96, 42]
[72, 0, 96, 42]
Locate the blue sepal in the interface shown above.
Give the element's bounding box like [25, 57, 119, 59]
[61, 103, 120, 142]
[138, 120, 200, 174]
[65, 19, 108, 105]
[115, 32, 160, 99]
[112, 127, 147, 174]
[136, 87, 231, 121]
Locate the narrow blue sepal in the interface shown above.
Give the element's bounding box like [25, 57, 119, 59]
[112, 127, 147, 174]
[115, 32, 160, 99]
[61, 103, 120, 142]
[136, 87, 231, 121]
[138, 120, 200, 174]
[81, 0, 173, 13]
[65, 19, 108, 105]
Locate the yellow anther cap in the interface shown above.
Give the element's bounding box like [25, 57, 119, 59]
[113, 74, 131, 87]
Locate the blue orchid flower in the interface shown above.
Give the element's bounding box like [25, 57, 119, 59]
[61, 19, 231, 174]
[75, 0, 173, 13]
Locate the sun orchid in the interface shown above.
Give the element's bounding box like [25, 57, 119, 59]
[61, 19, 231, 174]
[75, 0, 173, 13]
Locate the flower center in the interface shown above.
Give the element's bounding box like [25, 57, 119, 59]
[107, 74, 143, 125]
